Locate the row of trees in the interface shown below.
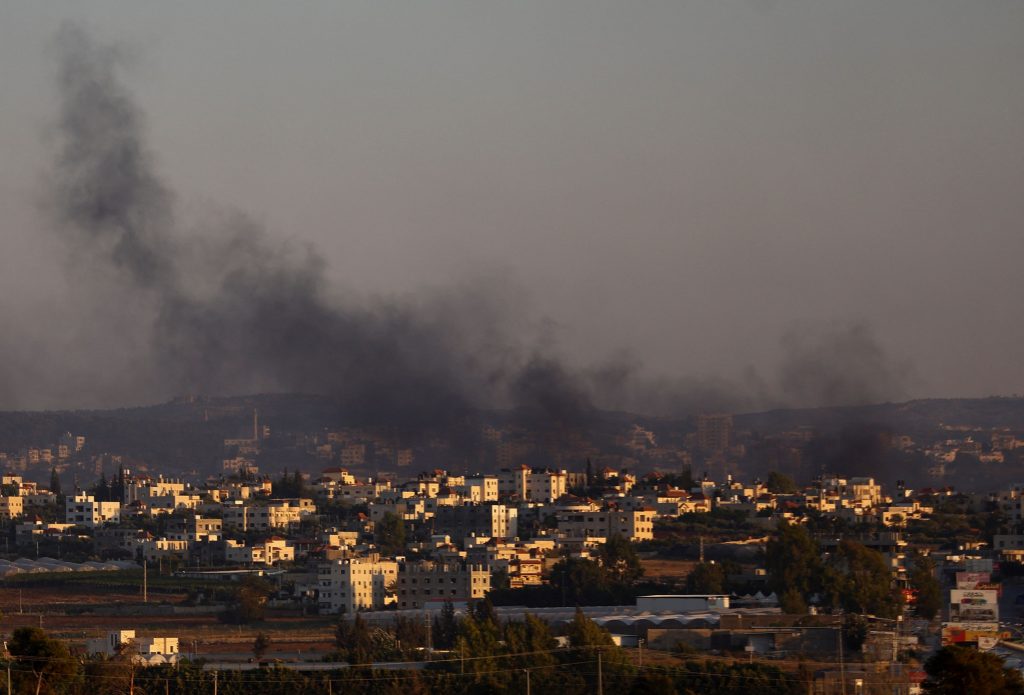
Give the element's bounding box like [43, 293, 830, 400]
[4, 621, 1020, 694]
[765, 521, 941, 619]
[488, 533, 648, 606]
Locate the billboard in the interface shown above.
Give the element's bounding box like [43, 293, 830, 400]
[949, 589, 999, 623]
[955, 572, 990, 589]
[941, 622, 1004, 646]
[976, 582, 1003, 596]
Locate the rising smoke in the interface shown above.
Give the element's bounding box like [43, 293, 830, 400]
[46, 23, 572, 435]
[36, 24, 913, 427]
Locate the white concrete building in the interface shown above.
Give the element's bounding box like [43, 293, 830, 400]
[86, 630, 180, 665]
[65, 493, 121, 528]
[318, 556, 399, 614]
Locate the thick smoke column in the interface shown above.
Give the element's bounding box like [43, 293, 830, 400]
[50, 25, 467, 427]
[47, 23, 599, 434]
[44, 24, 913, 424]
[52, 24, 176, 290]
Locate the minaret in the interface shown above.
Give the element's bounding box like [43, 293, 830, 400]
[253, 408, 259, 441]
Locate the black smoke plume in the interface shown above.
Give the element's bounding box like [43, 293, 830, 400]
[47, 23, 598, 436]
[42, 24, 914, 428]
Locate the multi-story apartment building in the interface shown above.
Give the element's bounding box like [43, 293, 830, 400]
[318, 555, 399, 614]
[462, 476, 499, 502]
[0, 495, 24, 520]
[497, 466, 568, 502]
[124, 477, 188, 506]
[139, 538, 190, 562]
[65, 493, 121, 528]
[145, 494, 204, 517]
[315, 479, 390, 502]
[321, 468, 357, 485]
[225, 537, 295, 566]
[221, 498, 316, 531]
[396, 560, 491, 610]
[168, 515, 222, 542]
[341, 444, 367, 468]
[696, 413, 733, 452]
[557, 508, 654, 542]
[433, 503, 518, 543]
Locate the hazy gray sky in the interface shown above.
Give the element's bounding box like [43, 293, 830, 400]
[1, 1, 1023, 411]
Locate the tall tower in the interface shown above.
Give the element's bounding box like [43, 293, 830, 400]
[696, 413, 733, 453]
[253, 409, 259, 441]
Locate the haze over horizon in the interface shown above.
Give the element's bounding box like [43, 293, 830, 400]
[1, 2, 1022, 416]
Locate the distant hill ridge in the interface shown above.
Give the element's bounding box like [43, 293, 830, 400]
[1, 394, 1023, 477]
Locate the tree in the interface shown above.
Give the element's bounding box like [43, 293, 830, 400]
[393, 615, 428, 652]
[432, 600, 459, 649]
[252, 632, 271, 662]
[564, 607, 633, 675]
[472, 596, 499, 627]
[491, 567, 511, 591]
[684, 562, 725, 594]
[89, 472, 110, 501]
[504, 614, 557, 669]
[335, 613, 374, 664]
[825, 540, 901, 618]
[375, 512, 407, 555]
[598, 533, 644, 583]
[910, 554, 942, 621]
[566, 607, 615, 649]
[765, 521, 822, 613]
[551, 557, 610, 605]
[630, 671, 677, 695]
[924, 645, 1024, 695]
[7, 626, 79, 695]
[222, 576, 272, 623]
[766, 471, 798, 494]
[49, 467, 62, 498]
[110, 464, 126, 505]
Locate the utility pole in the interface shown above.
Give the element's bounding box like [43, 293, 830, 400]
[143, 560, 148, 603]
[524, 668, 530, 695]
[425, 611, 432, 654]
[213, 671, 218, 695]
[699, 536, 705, 563]
[838, 627, 846, 695]
[638, 638, 643, 668]
[597, 652, 603, 695]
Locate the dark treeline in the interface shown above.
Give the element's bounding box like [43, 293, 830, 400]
[2, 661, 800, 695]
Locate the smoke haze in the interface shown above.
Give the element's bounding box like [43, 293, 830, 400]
[6, 14, 989, 421]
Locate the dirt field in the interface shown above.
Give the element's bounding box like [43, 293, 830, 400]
[640, 558, 696, 582]
[0, 582, 336, 656]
